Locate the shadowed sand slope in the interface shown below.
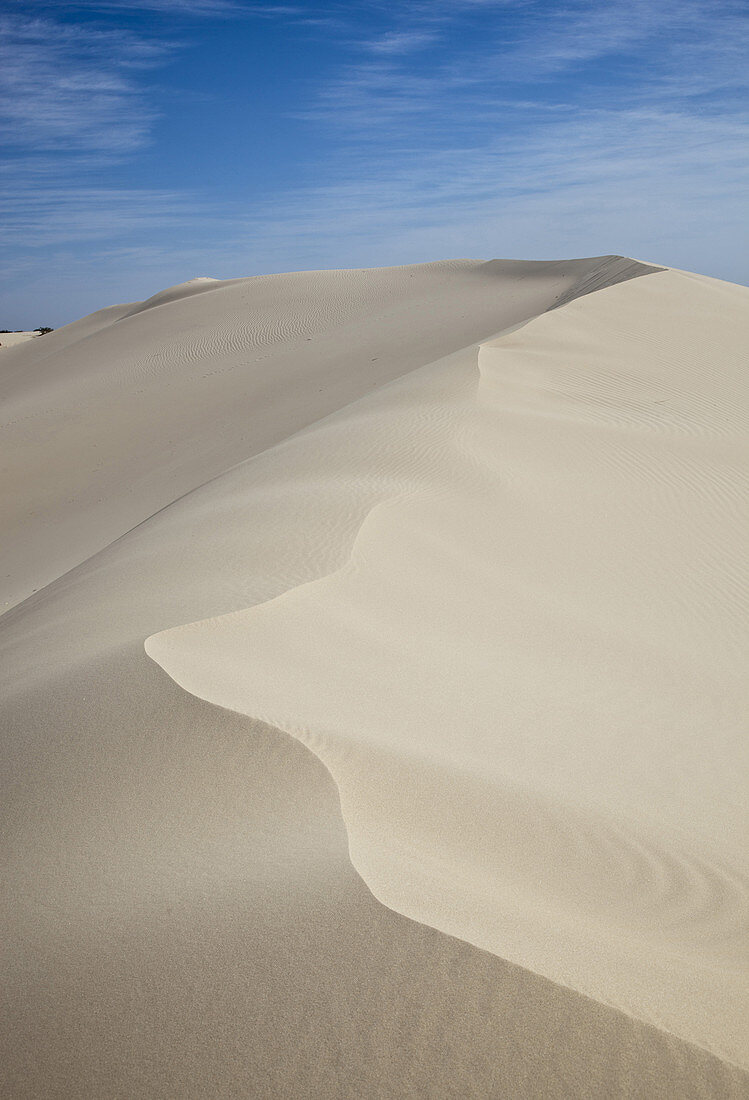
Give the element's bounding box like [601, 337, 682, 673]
[147, 268, 749, 1068]
[0, 255, 649, 612]
[4, 257, 748, 1098]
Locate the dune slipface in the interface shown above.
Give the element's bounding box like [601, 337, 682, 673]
[4, 258, 748, 1098]
[147, 268, 749, 1068]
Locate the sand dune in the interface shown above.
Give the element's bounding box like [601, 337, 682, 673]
[146, 268, 749, 1065]
[0, 331, 43, 349]
[3, 258, 748, 1097]
[0, 256, 647, 612]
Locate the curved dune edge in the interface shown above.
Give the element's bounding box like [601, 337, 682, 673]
[6, 257, 747, 1097]
[147, 267, 749, 1069]
[1, 255, 652, 615]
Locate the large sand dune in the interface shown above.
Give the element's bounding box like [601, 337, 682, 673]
[0, 256, 646, 613]
[2, 258, 748, 1097]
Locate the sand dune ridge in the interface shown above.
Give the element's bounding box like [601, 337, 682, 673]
[4, 257, 748, 1096]
[147, 268, 749, 1067]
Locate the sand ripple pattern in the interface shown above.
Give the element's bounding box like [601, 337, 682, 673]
[147, 268, 749, 1067]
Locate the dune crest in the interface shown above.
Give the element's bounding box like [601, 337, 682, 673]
[147, 268, 749, 1066]
[6, 256, 748, 1095]
[0, 256, 651, 612]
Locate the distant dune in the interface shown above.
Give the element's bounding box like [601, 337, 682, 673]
[0, 331, 43, 350]
[2, 258, 747, 1098]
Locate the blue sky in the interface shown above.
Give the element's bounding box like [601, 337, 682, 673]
[2, 0, 748, 327]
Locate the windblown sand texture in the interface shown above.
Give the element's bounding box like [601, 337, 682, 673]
[2, 258, 748, 1098]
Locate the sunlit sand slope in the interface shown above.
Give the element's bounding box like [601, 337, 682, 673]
[148, 268, 749, 1067]
[6, 257, 747, 1097]
[0, 256, 647, 611]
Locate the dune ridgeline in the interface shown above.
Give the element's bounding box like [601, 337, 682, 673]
[2, 258, 747, 1098]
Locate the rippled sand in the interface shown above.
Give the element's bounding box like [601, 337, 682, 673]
[3, 259, 747, 1097]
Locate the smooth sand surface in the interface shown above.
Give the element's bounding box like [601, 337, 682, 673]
[3, 258, 748, 1097]
[0, 331, 42, 349]
[0, 257, 645, 612]
[147, 269, 749, 1063]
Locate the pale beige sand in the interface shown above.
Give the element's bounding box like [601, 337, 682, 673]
[3, 258, 747, 1097]
[0, 331, 42, 349]
[147, 269, 749, 1068]
[0, 257, 645, 612]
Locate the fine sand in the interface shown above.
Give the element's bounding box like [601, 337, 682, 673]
[2, 258, 747, 1098]
[0, 331, 43, 350]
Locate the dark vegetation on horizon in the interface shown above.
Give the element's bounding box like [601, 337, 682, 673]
[0, 327, 54, 334]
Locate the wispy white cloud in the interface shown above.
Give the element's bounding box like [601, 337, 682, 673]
[493, 0, 749, 84]
[17, 0, 250, 15]
[0, 187, 202, 249]
[2, 0, 747, 327]
[236, 107, 749, 253]
[9, 102, 745, 287]
[301, 0, 749, 136]
[0, 13, 173, 154]
[365, 30, 440, 55]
